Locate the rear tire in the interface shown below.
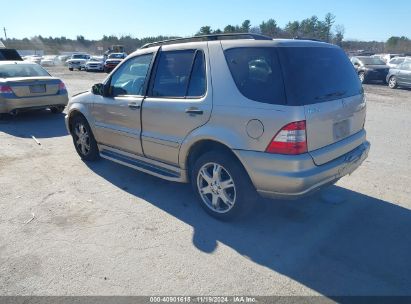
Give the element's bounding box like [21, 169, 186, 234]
[70, 115, 100, 161]
[191, 151, 256, 221]
[388, 76, 398, 89]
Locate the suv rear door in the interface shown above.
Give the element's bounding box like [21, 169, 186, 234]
[278, 46, 366, 165]
[141, 44, 211, 165]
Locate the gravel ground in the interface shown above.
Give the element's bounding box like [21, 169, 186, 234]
[0, 66, 410, 297]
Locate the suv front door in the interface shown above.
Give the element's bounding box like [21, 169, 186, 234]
[142, 45, 212, 165]
[92, 51, 156, 155]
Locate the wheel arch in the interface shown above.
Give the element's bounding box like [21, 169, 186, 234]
[184, 139, 250, 184]
[67, 103, 93, 135]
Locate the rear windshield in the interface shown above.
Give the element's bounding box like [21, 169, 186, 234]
[224, 46, 362, 106]
[109, 53, 124, 59]
[72, 54, 88, 59]
[278, 47, 363, 105]
[0, 64, 50, 78]
[358, 57, 385, 65]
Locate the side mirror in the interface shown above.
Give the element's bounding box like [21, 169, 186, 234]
[92, 83, 105, 96]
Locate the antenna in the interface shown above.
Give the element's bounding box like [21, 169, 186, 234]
[3, 27, 7, 40]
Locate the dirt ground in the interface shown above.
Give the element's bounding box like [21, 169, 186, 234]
[0, 66, 410, 296]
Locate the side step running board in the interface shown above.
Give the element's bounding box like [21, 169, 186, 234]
[100, 149, 186, 182]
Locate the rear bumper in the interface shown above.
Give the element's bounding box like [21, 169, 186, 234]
[235, 141, 370, 199]
[0, 94, 68, 114]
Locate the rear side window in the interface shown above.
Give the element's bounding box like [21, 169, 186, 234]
[277, 47, 363, 105]
[224, 48, 286, 105]
[151, 49, 206, 98]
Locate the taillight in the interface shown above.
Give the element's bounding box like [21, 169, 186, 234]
[0, 85, 13, 94]
[265, 120, 307, 155]
[58, 81, 67, 92]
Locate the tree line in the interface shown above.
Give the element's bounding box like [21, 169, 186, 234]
[196, 13, 344, 46]
[2, 13, 411, 54]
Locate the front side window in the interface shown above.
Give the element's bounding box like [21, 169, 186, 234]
[151, 50, 206, 98]
[109, 53, 154, 97]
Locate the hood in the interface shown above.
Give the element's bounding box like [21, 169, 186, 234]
[68, 58, 87, 63]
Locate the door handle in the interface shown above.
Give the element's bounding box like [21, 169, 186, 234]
[185, 107, 203, 115]
[128, 103, 141, 110]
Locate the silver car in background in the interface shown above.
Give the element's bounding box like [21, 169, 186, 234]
[0, 61, 68, 115]
[65, 34, 370, 220]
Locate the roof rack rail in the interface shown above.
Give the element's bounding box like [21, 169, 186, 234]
[293, 36, 324, 42]
[140, 33, 272, 49]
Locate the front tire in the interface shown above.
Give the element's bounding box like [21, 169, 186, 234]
[388, 76, 398, 89]
[69, 68, 73, 71]
[70, 115, 100, 161]
[191, 151, 256, 220]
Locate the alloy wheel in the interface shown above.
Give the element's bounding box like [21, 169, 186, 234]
[389, 76, 397, 88]
[74, 123, 91, 156]
[197, 162, 236, 214]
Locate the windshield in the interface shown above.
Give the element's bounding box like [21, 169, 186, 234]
[359, 57, 385, 65]
[109, 53, 124, 59]
[0, 63, 50, 78]
[72, 54, 88, 59]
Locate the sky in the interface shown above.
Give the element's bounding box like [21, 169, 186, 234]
[2, 0, 411, 42]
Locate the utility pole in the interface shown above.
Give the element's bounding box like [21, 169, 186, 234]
[3, 27, 7, 40]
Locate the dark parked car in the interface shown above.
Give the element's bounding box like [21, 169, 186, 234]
[350, 56, 389, 83]
[0, 49, 23, 61]
[387, 61, 411, 89]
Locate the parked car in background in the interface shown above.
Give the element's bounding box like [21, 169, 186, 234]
[67, 53, 91, 71]
[387, 57, 411, 68]
[351, 56, 390, 83]
[0, 61, 68, 116]
[40, 55, 59, 66]
[23, 55, 42, 64]
[65, 34, 369, 220]
[387, 61, 411, 89]
[85, 56, 104, 72]
[104, 52, 127, 73]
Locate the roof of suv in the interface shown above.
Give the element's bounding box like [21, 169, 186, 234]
[135, 34, 334, 56]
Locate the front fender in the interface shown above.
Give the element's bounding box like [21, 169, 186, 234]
[66, 92, 95, 134]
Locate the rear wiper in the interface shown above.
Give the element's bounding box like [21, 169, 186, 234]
[315, 90, 346, 100]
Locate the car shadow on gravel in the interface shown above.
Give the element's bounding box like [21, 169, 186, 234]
[87, 159, 411, 298]
[0, 110, 68, 138]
